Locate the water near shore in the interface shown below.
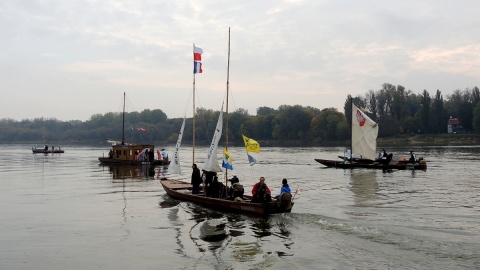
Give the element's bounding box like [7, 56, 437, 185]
[1, 144, 479, 269]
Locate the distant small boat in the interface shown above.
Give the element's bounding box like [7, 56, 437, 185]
[32, 145, 64, 154]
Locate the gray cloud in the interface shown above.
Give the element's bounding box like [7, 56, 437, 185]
[1, 0, 479, 121]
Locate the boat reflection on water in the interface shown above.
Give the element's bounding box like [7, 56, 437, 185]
[162, 200, 295, 266]
[102, 165, 158, 180]
[348, 170, 379, 208]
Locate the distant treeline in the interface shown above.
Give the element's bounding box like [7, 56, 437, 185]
[2, 84, 480, 146]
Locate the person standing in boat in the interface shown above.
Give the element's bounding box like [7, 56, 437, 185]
[409, 151, 417, 163]
[191, 164, 202, 194]
[161, 149, 168, 162]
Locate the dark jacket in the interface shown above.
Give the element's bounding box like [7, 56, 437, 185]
[191, 167, 202, 185]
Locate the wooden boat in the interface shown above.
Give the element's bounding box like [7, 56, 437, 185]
[317, 101, 427, 170]
[99, 143, 168, 166]
[161, 30, 294, 215]
[315, 158, 427, 170]
[160, 179, 293, 215]
[98, 93, 169, 166]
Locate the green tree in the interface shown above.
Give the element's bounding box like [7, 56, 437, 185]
[420, 90, 431, 133]
[473, 101, 480, 133]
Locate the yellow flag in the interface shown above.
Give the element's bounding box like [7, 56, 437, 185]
[242, 134, 260, 153]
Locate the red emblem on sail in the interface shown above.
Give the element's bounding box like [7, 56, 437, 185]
[356, 110, 366, 127]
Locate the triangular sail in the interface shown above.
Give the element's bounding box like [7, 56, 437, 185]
[351, 103, 378, 161]
[202, 104, 224, 172]
[168, 117, 186, 175]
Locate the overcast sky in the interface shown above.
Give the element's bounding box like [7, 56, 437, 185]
[1, 0, 479, 121]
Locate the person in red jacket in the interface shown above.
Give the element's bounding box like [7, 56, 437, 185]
[251, 177, 271, 203]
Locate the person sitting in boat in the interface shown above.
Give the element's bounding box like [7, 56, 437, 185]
[227, 176, 244, 200]
[191, 164, 202, 194]
[108, 149, 113, 159]
[207, 176, 226, 198]
[44, 145, 48, 151]
[274, 178, 291, 199]
[378, 149, 393, 165]
[251, 177, 272, 203]
[51, 146, 55, 151]
[201, 170, 217, 196]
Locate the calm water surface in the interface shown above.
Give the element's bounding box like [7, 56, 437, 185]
[0, 144, 479, 269]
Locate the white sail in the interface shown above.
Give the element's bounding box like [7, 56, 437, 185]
[168, 117, 186, 175]
[351, 103, 378, 161]
[202, 104, 224, 172]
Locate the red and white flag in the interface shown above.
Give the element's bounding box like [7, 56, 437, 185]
[194, 45, 203, 74]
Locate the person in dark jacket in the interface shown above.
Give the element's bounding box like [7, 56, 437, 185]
[191, 164, 202, 194]
[201, 170, 217, 196]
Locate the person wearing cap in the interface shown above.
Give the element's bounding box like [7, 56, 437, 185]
[227, 176, 244, 199]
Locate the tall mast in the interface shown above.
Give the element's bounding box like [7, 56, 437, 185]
[193, 44, 196, 164]
[350, 96, 353, 155]
[225, 27, 231, 183]
[122, 92, 125, 145]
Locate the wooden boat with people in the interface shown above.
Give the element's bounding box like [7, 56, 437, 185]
[98, 93, 169, 166]
[316, 158, 427, 170]
[160, 179, 294, 215]
[160, 29, 295, 216]
[99, 143, 169, 166]
[317, 101, 427, 170]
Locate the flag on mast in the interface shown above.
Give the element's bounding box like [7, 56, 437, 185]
[242, 134, 260, 153]
[222, 148, 233, 170]
[193, 45, 203, 74]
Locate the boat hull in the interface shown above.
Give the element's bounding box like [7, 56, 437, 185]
[32, 149, 65, 154]
[160, 179, 294, 215]
[98, 157, 169, 166]
[315, 159, 427, 170]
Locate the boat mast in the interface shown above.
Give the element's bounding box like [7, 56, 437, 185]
[193, 44, 196, 164]
[122, 92, 125, 145]
[350, 96, 353, 155]
[225, 27, 231, 184]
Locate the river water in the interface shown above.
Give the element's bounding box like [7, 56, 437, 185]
[0, 144, 479, 269]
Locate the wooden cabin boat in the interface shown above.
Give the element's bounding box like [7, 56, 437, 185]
[98, 92, 169, 166]
[99, 143, 168, 166]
